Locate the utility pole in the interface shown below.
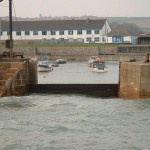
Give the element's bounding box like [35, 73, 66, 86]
[0, 17, 1, 40]
[0, 0, 13, 58]
[9, 0, 13, 58]
[0, 1, 3, 42]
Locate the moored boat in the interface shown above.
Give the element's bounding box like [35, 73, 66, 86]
[37, 56, 53, 72]
[55, 59, 66, 64]
[88, 56, 107, 73]
[52, 61, 59, 67]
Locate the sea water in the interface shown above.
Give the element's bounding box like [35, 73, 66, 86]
[0, 61, 150, 150]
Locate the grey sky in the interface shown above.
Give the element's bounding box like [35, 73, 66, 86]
[0, 0, 150, 18]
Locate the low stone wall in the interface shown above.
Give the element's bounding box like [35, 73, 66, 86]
[0, 46, 116, 60]
[0, 46, 148, 61]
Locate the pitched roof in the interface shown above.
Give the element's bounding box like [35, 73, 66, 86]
[107, 29, 131, 36]
[1, 19, 107, 31]
[138, 33, 150, 37]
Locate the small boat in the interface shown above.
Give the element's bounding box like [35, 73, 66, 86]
[30, 56, 37, 61]
[88, 56, 107, 73]
[90, 62, 107, 72]
[52, 61, 59, 67]
[55, 59, 66, 64]
[37, 56, 53, 72]
[37, 61, 53, 72]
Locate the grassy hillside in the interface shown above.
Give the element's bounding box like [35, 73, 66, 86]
[107, 17, 150, 33]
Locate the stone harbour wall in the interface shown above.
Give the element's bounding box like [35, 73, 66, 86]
[119, 62, 150, 99]
[0, 46, 148, 61]
[0, 46, 116, 60]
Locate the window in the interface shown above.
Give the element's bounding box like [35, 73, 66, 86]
[59, 31, 64, 35]
[102, 37, 106, 42]
[68, 38, 74, 42]
[77, 30, 82, 35]
[59, 38, 65, 43]
[86, 30, 91, 34]
[33, 31, 38, 35]
[60, 38, 64, 41]
[86, 37, 92, 42]
[95, 30, 100, 34]
[25, 31, 30, 35]
[112, 37, 123, 43]
[77, 38, 83, 42]
[68, 30, 73, 35]
[51, 38, 56, 42]
[0, 31, 3, 36]
[16, 31, 21, 36]
[42, 31, 47, 35]
[94, 37, 100, 42]
[42, 38, 47, 42]
[51, 31, 55, 35]
[7, 32, 10, 35]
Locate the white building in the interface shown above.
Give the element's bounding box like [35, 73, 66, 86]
[0, 18, 111, 43]
[106, 29, 136, 44]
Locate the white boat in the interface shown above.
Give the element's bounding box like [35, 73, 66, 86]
[37, 56, 53, 72]
[52, 61, 59, 67]
[55, 59, 66, 64]
[88, 56, 107, 73]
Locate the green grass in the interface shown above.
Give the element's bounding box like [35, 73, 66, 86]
[14, 42, 129, 48]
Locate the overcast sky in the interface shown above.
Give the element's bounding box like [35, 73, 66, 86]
[0, 0, 150, 18]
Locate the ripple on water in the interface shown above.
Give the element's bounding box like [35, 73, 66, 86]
[0, 94, 150, 150]
[0, 96, 36, 110]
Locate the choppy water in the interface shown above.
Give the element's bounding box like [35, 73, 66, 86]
[0, 95, 150, 150]
[0, 61, 150, 150]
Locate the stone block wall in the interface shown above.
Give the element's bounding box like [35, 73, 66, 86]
[119, 62, 150, 99]
[0, 60, 30, 97]
[0, 46, 117, 60]
[0, 45, 147, 61]
[29, 61, 38, 84]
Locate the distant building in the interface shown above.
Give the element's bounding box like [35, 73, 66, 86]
[137, 34, 150, 45]
[0, 18, 111, 43]
[106, 29, 136, 44]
